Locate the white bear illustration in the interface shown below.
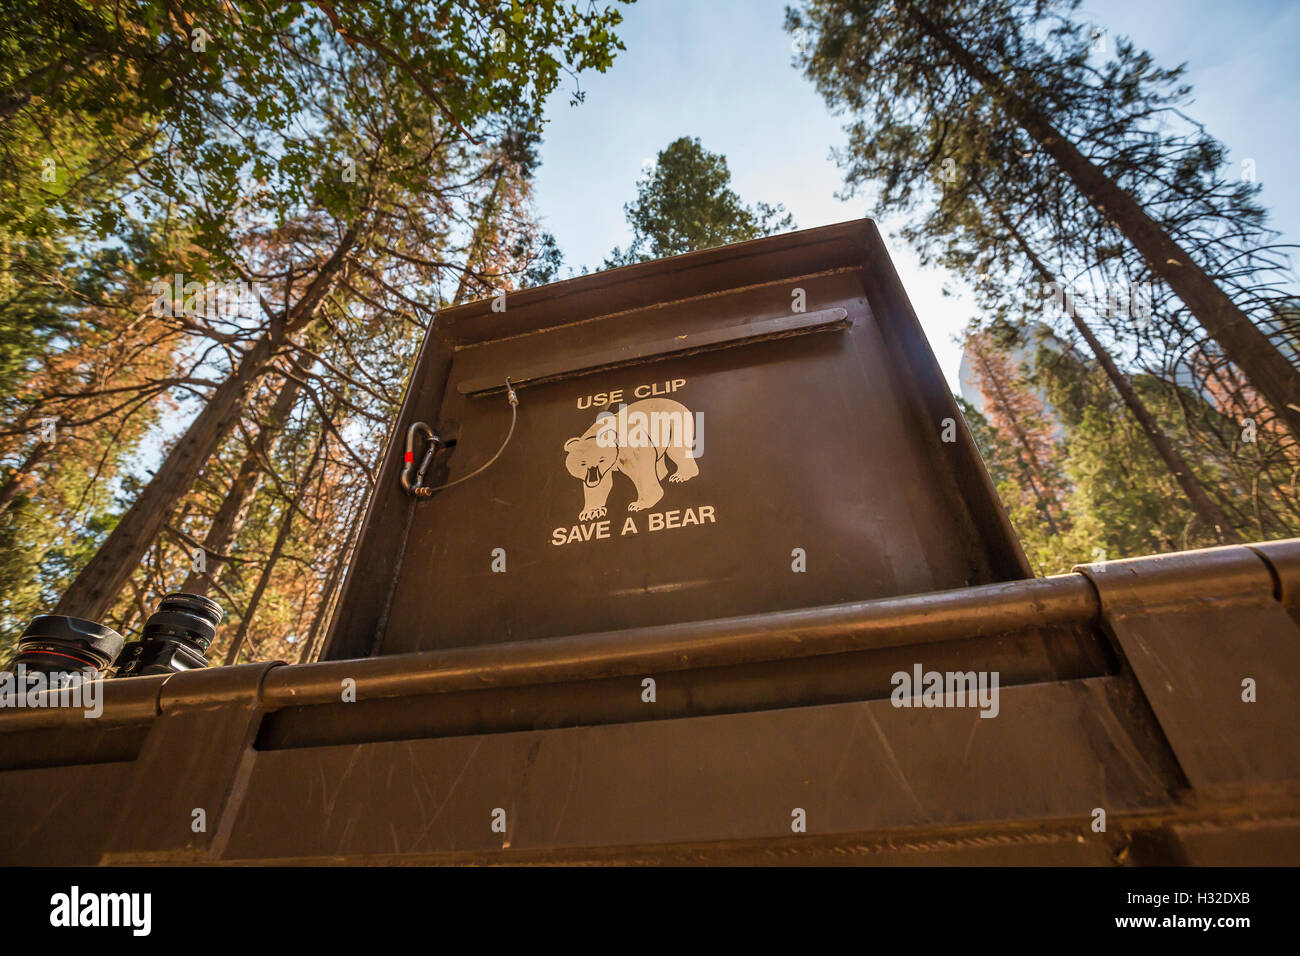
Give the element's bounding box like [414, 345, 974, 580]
[563, 398, 698, 521]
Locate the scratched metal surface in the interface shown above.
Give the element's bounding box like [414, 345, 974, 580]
[2, 543, 1299, 865]
[379, 267, 1008, 654]
[322, 221, 1029, 662]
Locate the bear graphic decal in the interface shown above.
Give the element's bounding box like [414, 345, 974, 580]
[563, 398, 698, 521]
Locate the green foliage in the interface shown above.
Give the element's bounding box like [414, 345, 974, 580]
[604, 136, 794, 267]
[786, 0, 1300, 562]
[521, 232, 565, 288]
[0, 454, 129, 644]
[1, 1, 632, 261]
[960, 331, 1236, 575]
[1033, 346, 1223, 559]
[0, 1, 633, 647]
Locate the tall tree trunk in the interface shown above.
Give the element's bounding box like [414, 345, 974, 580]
[53, 333, 275, 619]
[53, 219, 362, 620]
[452, 171, 507, 306]
[224, 421, 329, 665]
[968, 339, 1064, 534]
[298, 502, 363, 664]
[903, 1, 1300, 445]
[1070, 314, 1243, 543]
[981, 189, 1243, 543]
[180, 351, 310, 596]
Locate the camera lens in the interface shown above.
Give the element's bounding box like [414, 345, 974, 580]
[141, 592, 222, 651]
[115, 592, 222, 677]
[4, 615, 125, 678]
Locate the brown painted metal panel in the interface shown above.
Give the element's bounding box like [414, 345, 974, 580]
[221, 676, 1178, 861]
[457, 306, 851, 395]
[332, 221, 1028, 659]
[1078, 547, 1300, 797]
[97, 663, 277, 863]
[0, 762, 137, 865]
[255, 623, 1110, 749]
[0, 545, 1298, 865]
[2, 218, 1296, 867]
[1167, 819, 1300, 866]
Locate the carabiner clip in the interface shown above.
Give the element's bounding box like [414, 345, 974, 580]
[401, 422, 441, 497]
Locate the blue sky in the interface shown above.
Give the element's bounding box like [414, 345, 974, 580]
[530, 0, 1300, 390]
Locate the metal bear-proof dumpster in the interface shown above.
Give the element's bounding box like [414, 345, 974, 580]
[324, 218, 1030, 659]
[1, 220, 1298, 866]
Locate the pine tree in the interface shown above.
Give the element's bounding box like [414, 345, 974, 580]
[787, 0, 1300, 443]
[43, 9, 629, 621]
[603, 137, 795, 267]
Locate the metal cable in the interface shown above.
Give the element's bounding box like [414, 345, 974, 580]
[374, 380, 518, 653]
[415, 399, 517, 494]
